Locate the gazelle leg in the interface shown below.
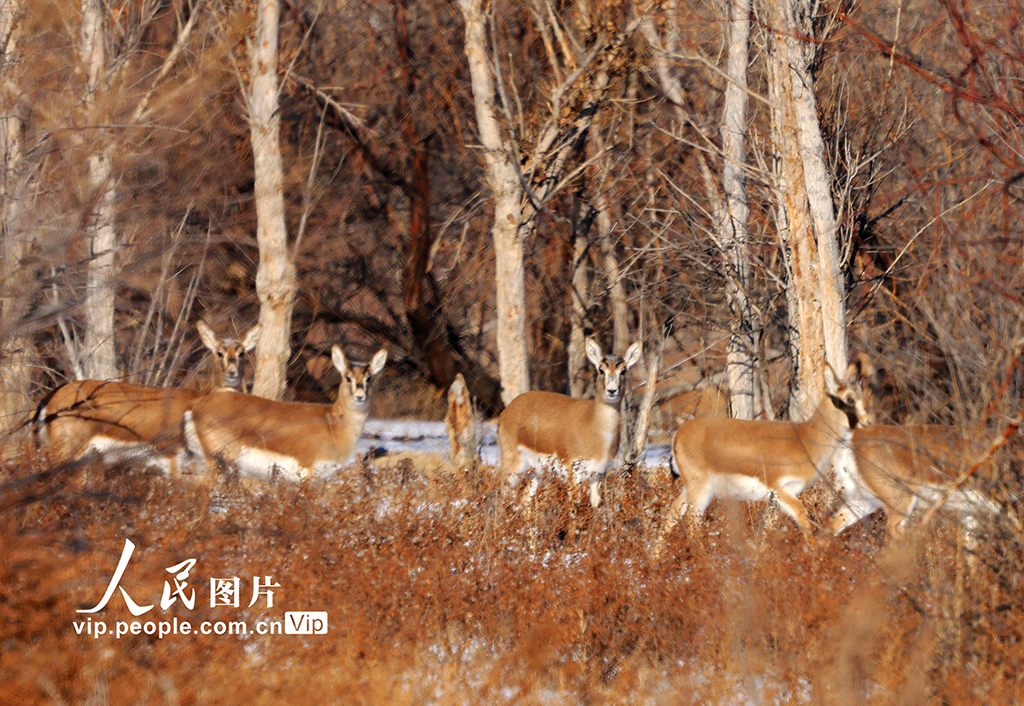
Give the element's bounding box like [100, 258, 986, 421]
[651, 488, 691, 558]
[772, 489, 812, 533]
[829, 506, 863, 535]
[588, 478, 602, 508]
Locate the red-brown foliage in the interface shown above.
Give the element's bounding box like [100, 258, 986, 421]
[2, 454, 1023, 704]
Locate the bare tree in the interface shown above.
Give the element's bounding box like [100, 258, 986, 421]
[79, 0, 118, 381]
[458, 0, 529, 404]
[720, 0, 758, 420]
[766, 0, 847, 418]
[459, 0, 633, 403]
[641, 0, 764, 420]
[247, 0, 297, 400]
[0, 0, 28, 445]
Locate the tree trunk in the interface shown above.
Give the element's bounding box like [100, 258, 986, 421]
[721, 0, 758, 420]
[777, 0, 847, 375]
[459, 0, 529, 404]
[627, 345, 660, 466]
[567, 203, 593, 398]
[248, 0, 296, 401]
[596, 190, 630, 356]
[0, 0, 31, 448]
[80, 0, 118, 381]
[767, 0, 847, 419]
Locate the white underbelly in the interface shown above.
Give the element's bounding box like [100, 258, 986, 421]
[709, 473, 774, 502]
[87, 436, 176, 475]
[708, 472, 816, 502]
[519, 446, 609, 484]
[233, 447, 352, 482]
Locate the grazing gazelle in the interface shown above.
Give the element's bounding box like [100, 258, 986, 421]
[196, 321, 262, 392]
[34, 322, 261, 475]
[498, 338, 643, 511]
[652, 362, 872, 555]
[829, 424, 1004, 538]
[184, 346, 387, 482]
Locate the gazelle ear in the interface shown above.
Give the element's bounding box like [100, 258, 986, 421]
[449, 373, 468, 405]
[369, 349, 388, 375]
[855, 352, 876, 381]
[331, 345, 348, 374]
[623, 341, 643, 369]
[843, 362, 859, 383]
[585, 338, 603, 368]
[241, 324, 262, 352]
[824, 362, 841, 394]
[197, 321, 219, 353]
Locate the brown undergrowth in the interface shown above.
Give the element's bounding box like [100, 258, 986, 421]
[1, 454, 1023, 705]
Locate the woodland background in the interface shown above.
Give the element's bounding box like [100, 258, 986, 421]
[0, 0, 1019, 429]
[1, 0, 1024, 703]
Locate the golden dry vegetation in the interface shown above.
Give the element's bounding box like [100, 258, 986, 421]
[2, 448, 1023, 705]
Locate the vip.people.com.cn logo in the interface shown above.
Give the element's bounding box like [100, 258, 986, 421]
[72, 538, 328, 639]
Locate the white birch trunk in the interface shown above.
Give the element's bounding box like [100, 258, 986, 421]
[777, 0, 848, 375]
[767, 0, 847, 419]
[721, 0, 757, 420]
[80, 0, 118, 381]
[247, 0, 296, 401]
[459, 0, 529, 404]
[0, 0, 30, 446]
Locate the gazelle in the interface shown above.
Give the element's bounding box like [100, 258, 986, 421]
[498, 338, 643, 510]
[197, 321, 261, 392]
[34, 322, 261, 475]
[183, 346, 387, 482]
[446, 373, 479, 467]
[652, 362, 872, 555]
[829, 424, 1004, 538]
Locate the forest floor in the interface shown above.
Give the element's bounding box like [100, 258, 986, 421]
[2, 429, 1023, 705]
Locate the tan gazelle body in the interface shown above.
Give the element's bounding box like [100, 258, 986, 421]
[498, 338, 643, 510]
[34, 322, 261, 475]
[184, 347, 387, 482]
[830, 423, 1003, 537]
[653, 362, 872, 555]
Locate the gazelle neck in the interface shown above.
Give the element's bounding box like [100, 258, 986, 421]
[806, 394, 851, 438]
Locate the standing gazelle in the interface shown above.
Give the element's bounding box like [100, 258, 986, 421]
[652, 362, 872, 555]
[184, 346, 387, 482]
[498, 338, 643, 511]
[34, 322, 261, 475]
[829, 424, 1004, 538]
[197, 321, 262, 392]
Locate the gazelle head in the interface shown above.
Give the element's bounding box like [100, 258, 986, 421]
[824, 361, 874, 429]
[585, 338, 643, 405]
[197, 321, 262, 391]
[333, 346, 388, 412]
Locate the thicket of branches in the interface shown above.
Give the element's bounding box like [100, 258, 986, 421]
[0, 0, 1019, 430]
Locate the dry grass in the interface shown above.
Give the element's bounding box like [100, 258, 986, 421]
[2, 453, 1023, 705]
